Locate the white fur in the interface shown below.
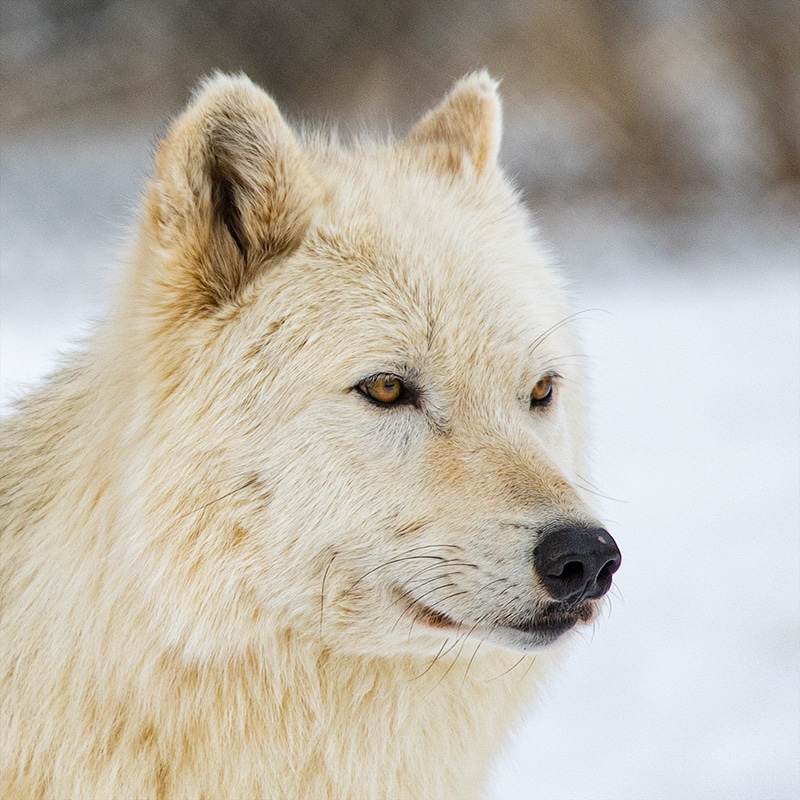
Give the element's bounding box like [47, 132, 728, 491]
[1, 73, 608, 799]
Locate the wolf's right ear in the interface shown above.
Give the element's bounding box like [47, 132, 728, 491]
[143, 74, 319, 316]
[404, 71, 502, 177]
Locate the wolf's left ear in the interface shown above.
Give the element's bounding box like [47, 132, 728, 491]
[144, 73, 319, 315]
[404, 71, 502, 176]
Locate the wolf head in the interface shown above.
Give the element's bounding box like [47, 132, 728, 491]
[121, 73, 619, 661]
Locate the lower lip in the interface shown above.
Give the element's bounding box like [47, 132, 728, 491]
[405, 596, 597, 647]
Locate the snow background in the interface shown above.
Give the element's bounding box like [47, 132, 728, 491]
[1, 130, 798, 799]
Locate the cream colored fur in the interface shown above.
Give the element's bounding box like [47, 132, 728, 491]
[1, 73, 607, 799]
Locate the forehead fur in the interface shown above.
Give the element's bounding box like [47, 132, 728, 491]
[279, 137, 571, 370]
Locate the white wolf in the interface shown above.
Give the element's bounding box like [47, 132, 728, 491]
[0, 72, 620, 799]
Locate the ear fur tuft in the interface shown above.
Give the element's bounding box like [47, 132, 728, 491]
[144, 73, 319, 315]
[405, 71, 502, 176]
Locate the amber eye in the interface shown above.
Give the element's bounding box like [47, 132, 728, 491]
[530, 375, 555, 406]
[359, 374, 405, 405]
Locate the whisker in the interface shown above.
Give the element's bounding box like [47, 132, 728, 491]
[410, 638, 450, 681]
[492, 590, 527, 627]
[391, 580, 456, 633]
[394, 584, 469, 637]
[543, 352, 590, 361]
[538, 360, 589, 374]
[396, 543, 465, 553]
[406, 614, 417, 643]
[460, 640, 484, 692]
[588, 619, 598, 645]
[538, 354, 592, 373]
[485, 654, 527, 682]
[342, 555, 447, 597]
[573, 473, 628, 504]
[487, 585, 517, 616]
[430, 645, 468, 695]
[318, 552, 337, 638]
[401, 561, 453, 586]
[176, 478, 257, 520]
[437, 623, 466, 660]
[517, 655, 538, 684]
[527, 308, 610, 359]
[478, 576, 508, 593]
[407, 570, 465, 592]
[423, 623, 479, 699]
[431, 589, 469, 606]
[412, 582, 459, 605]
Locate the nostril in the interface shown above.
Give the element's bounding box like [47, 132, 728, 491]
[598, 557, 618, 582]
[546, 559, 587, 602]
[552, 560, 584, 584]
[585, 558, 618, 600]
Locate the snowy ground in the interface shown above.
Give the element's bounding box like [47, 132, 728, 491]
[2, 130, 798, 799]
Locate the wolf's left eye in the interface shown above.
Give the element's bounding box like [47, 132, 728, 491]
[530, 375, 555, 407]
[358, 374, 406, 405]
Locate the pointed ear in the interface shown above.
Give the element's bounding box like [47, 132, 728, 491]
[404, 71, 502, 176]
[143, 73, 319, 315]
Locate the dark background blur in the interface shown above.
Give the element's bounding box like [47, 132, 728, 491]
[3, 0, 799, 204]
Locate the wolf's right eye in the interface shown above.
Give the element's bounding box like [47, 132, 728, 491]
[530, 374, 556, 407]
[358, 374, 406, 405]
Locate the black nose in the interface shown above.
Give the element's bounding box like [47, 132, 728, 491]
[533, 526, 621, 603]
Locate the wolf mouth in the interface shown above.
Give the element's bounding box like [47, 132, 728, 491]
[507, 601, 596, 639]
[401, 592, 597, 648]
